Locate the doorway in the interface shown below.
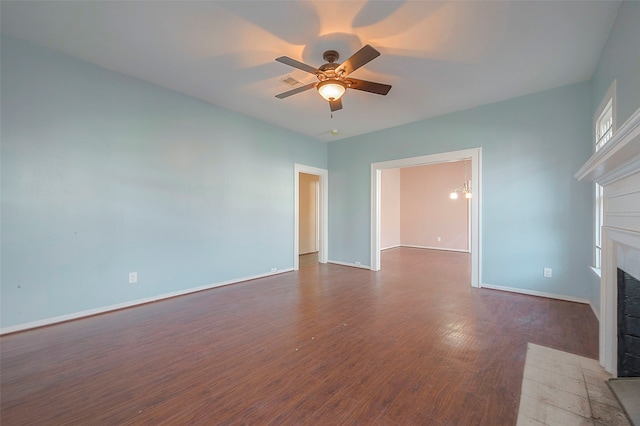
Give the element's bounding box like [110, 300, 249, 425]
[294, 164, 328, 270]
[299, 172, 319, 267]
[380, 161, 471, 253]
[370, 148, 482, 287]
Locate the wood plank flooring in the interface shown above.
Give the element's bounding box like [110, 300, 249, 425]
[0, 248, 599, 425]
[299, 252, 318, 268]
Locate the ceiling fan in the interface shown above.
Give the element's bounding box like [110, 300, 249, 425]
[275, 45, 392, 112]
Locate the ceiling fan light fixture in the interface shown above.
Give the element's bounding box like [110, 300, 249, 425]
[317, 80, 346, 102]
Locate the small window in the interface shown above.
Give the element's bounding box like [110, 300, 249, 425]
[593, 81, 616, 269]
[595, 183, 603, 269]
[595, 99, 613, 152]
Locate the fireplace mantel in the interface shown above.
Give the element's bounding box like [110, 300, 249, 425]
[577, 107, 640, 376]
[576, 107, 640, 185]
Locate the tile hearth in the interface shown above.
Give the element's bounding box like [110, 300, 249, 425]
[608, 378, 640, 425]
[517, 343, 631, 426]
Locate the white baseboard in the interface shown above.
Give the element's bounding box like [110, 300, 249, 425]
[480, 283, 591, 305]
[327, 260, 371, 269]
[589, 301, 601, 321]
[0, 268, 294, 335]
[381, 244, 401, 251]
[401, 244, 470, 253]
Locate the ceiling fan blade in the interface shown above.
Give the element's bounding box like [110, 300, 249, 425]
[275, 56, 320, 75]
[329, 98, 343, 112]
[335, 45, 381, 77]
[275, 82, 317, 99]
[347, 78, 392, 95]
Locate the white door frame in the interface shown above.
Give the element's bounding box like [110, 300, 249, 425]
[370, 148, 482, 287]
[294, 164, 328, 270]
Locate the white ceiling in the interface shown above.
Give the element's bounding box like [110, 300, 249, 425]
[0, 1, 621, 142]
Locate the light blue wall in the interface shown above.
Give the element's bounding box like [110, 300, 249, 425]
[328, 82, 594, 299]
[1, 36, 326, 328]
[3, 2, 637, 329]
[588, 0, 640, 314]
[592, 1, 640, 128]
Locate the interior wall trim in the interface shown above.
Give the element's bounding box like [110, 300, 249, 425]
[481, 283, 591, 305]
[327, 260, 371, 269]
[0, 268, 294, 335]
[590, 301, 601, 322]
[400, 244, 470, 253]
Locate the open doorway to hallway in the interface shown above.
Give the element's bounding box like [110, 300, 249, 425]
[299, 172, 319, 268]
[293, 164, 328, 270]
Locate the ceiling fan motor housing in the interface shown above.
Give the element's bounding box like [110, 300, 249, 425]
[322, 50, 339, 63]
[274, 44, 391, 112]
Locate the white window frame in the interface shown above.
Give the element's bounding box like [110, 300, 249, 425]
[593, 80, 616, 272]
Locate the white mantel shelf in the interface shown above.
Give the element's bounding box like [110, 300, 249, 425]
[576, 107, 640, 185]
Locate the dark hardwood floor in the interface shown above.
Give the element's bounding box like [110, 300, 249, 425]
[0, 248, 599, 425]
[299, 252, 319, 268]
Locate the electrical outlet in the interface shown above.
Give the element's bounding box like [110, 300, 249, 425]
[355, 261, 361, 267]
[271, 268, 277, 273]
[129, 272, 137, 283]
[437, 236, 442, 242]
[543, 268, 552, 278]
